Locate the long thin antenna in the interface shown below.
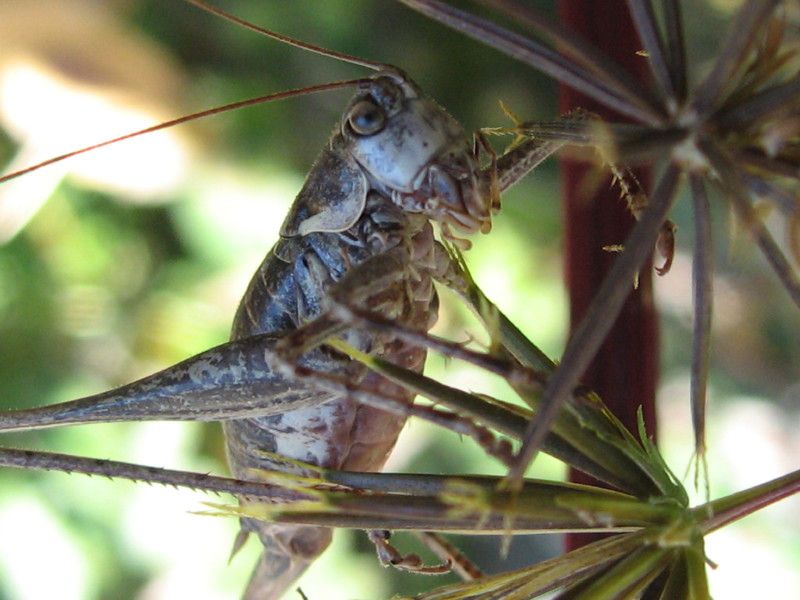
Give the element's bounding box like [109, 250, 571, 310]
[184, 0, 386, 71]
[0, 79, 368, 184]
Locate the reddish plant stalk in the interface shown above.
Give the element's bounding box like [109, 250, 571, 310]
[558, 0, 658, 551]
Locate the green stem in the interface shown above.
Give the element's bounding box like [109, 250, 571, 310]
[693, 468, 800, 534]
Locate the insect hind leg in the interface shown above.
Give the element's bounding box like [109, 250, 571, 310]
[0, 333, 340, 432]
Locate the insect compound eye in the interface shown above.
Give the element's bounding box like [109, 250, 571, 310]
[347, 100, 386, 136]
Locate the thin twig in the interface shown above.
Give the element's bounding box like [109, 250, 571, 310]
[395, 0, 664, 124]
[737, 148, 800, 180]
[477, 0, 666, 120]
[696, 468, 800, 534]
[256, 504, 642, 534]
[691, 0, 782, 117]
[0, 446, 652, 535]
[507, 163, 682, 487]
[0, 446, 281, 498]
[689, 175, 713, 455]
[626, 0, 676, 105]
[701, 139, 800, 309]
[663, 0, 687, 102]
[325, 470, 633, 498]
[716, 74, 800, 128]
[743, 172, 799, 216]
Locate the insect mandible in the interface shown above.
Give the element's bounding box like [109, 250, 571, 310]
[0, 1, 566, 598]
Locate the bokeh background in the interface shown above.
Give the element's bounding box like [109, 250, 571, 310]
[0, 1, 798, 598]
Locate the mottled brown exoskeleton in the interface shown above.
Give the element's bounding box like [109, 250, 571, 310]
[0, 2, 563, 598]
[220, 68, 498, 597]
[0, 5, 491, 600]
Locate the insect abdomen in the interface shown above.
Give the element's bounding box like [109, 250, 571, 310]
[223, 196, 439, 598]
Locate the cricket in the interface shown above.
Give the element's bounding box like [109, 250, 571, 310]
[2, 1, 798, 599]
[0, 1, 569, 598]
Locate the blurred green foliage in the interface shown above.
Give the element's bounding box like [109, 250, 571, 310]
[0, 1, 797, 599]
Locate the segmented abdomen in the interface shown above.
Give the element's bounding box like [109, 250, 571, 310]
[222, 201, 440, 598]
